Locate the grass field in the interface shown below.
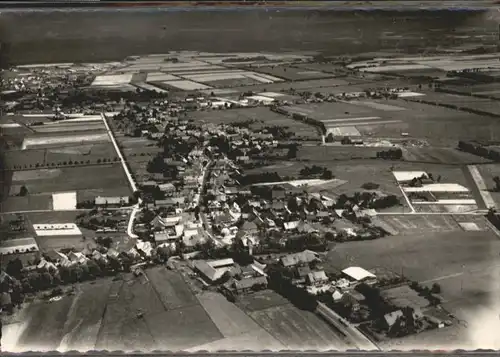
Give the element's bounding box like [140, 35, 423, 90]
[403, 147, 493, 165]
[297, 145, 382, 161]
[376, 215, 461, 235]
[236, 290, 290, 313]
[1, 194, 53, 212]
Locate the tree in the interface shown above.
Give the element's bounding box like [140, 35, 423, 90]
[361, 182, 380, 190]
[6, 258, 23, 279]
[19, 185, 29, 197]
[431, 283, 441, 294]
[494, 176, 500, 192]
[321, 168, 333, 180]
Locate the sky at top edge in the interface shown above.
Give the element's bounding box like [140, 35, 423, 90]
[0, 6, 492, 13]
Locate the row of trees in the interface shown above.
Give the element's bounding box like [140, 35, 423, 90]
[458, 140, 500, 162]
[376, 148, 403, 160]
[11, 157, 120, 170]
[299, 165, 334, 179]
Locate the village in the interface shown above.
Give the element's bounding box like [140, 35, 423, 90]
[3, 49, 500, 351]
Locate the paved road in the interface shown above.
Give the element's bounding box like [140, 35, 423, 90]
[198, 160, 225, 247]
[317, 302, 380, 351]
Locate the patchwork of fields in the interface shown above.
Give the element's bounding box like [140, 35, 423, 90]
[7, 268, 350, 352]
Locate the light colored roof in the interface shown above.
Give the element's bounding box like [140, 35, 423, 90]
[52, 191, 77, 211]
[33, 223, 82, 236]
[234, 276, 268, 290]
[207, 258, 234, 269]
[403, 183, 469, 193]
[281, 250, 319, 267]
[0, 237, 39, 255]
[392, 171, 428, 182]
[95, 196, 129, 205]
[342, 266, 377, 281]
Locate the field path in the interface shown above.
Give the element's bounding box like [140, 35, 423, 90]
[464, 165, 496, 210]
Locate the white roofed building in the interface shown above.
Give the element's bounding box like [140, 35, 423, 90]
[342, 266, 377, 283]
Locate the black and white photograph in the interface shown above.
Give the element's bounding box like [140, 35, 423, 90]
[1, 0, 500, 352]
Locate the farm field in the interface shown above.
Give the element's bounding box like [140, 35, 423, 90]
[249, 65, 336, 81]
[236, 289, 290, 312]
[9, 164, 130, 196]
[145, 267, 199, 310]
[200, 77, 352, 95]
[297, 145, 383, 161]
[22, 131, 110, 150]
[4, 143, 118, 169]
[402, 147, 493, 165]
[325, 230, 500, 330]
[247, 300, 350, 350]
[32, 122, 105, 134]
[375, 215, 461, 235]
[198, 292, 277, 338]
[1, 194, 53, 213]
[411, 91, 500, 115]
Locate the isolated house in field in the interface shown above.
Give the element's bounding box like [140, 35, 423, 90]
[95, 196, 130, 207]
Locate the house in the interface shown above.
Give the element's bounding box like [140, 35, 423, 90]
[383, 310, 404, 329]
[306, 270, 329, 286]
[155, 197, 186, 208]
[341, 291, 365, 312]
[158, 183, 176, 193]
[68, 251, 88, 264]
[280, 250, 320, 268]
[240, 265, 257, 279]
[0, 292, 13, 312]
[240, 220, 258, 234]
[296, 265, 312, 278]
[284, 220, 300, 231]
[45, 249, 69, 263]
[272, 187, 286, 200]
[95, 196, 130, 207]
[193, 258, 235, 284]
[233, 276, 268, 293]
[272, 201, 286, 212]
[150, 215, 182, 229]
